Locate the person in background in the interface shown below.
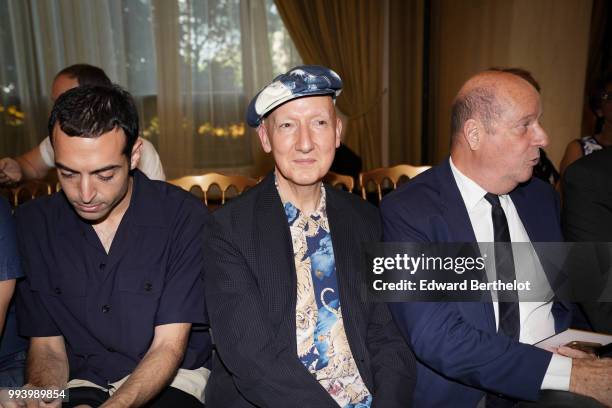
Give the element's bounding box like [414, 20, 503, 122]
[204, 65, 415, 407]
[330, 109, 362, 185]
[14, 85, 210, 407]
[382, 70, 612, 407]
[563, 148, 612, 334]
[558, 72, 612, 180]
[0, 64, 165, 185]
[0, 197, 25, 388]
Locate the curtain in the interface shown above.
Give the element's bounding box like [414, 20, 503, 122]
[388, 0, 424, 166]
[275, 0, 384, 170]
[427, 0, 592, 167]
[0, 0, 301, 178]
[581, 0, 611, 136]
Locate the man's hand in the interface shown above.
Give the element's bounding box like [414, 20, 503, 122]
[569, 357, 612, 406]
[99, 323, 191, 408]
[556, 345, 597, 359]
[0, 384, 63, 408]
[0, 157, 23, 185]
[24, 383, 63, 408]
[0, 388, 20, 408]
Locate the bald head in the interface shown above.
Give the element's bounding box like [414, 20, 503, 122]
[450, 71, 537, 142]
[450, 70, 547, 195]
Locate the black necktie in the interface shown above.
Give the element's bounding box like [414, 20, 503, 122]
[484, 193, 520, 340]
[484, 193, 520, 408]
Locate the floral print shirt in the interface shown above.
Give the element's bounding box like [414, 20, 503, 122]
[280, 182, 372, 408]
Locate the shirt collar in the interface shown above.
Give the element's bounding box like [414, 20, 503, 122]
[274, 172, 326, 219]
[125, 169, 165, 227]
[449, 157, 490, 211]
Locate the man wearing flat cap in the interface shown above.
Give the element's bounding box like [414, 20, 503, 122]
[203, 65, 416, 407]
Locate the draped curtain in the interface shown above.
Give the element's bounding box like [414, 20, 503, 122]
[388, 0, 424, 166]
[0, 0, 300, 178]
[427, 0, 592, 166]
[275, 0, 384, 170]
[581, 0, 611, 136]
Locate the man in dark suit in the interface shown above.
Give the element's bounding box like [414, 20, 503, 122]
[563, 148, 612, 334]
[381, 70, 612, 407]
[203, 66, 415, 407]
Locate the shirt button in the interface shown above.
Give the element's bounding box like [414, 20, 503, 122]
[102, 305, 111, 313]
[144, 282, 153, 292]
[54, 287, 61, 295]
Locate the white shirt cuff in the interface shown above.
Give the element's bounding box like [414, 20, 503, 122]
[541, 354, 572, 391]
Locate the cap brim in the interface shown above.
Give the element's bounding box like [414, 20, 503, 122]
[249, 90, 337, 127]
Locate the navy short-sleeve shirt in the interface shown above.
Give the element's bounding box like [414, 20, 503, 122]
[15, 170, 211, 387]
[0, 197, 27, 359]
[0, 198, 21, 282]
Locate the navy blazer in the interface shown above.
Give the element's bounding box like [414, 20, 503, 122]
[380, 159, 571, 408]
[204, 173, 416, 407]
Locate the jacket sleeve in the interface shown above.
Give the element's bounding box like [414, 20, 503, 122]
[203, 215, 336, 407]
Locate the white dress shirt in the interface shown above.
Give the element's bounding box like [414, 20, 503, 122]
[449, 158, 571, 391]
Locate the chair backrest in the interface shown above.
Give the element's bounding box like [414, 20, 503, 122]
[323, 171, 355, 192]
[168, 173, 258, 206]
[9, 180, 55, 207]
[359, 164, 431, 201]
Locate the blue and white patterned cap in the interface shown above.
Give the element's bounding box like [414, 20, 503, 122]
[246, 65, 342, 127]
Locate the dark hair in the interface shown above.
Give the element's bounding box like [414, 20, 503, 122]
[588, 70, 612, 116]
[55, 64, 112, 87]
[450, 87, 501, 137]
[489, 67, 541, 92]
[48, 85, 139, 159]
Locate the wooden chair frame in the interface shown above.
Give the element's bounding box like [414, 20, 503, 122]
[323, 171, 355, 192]
[169, 172, 258, 206]
[8, 180, 55, 207]
[359, 164, 431, 201]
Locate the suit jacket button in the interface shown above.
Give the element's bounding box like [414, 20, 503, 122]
[54, 287, 61, 295]
[102, 305, 111, 313]
[144, 282, 153, 292]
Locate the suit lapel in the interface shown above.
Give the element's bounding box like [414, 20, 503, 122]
[325, 187, 368, 366]
[438, 159, 496, 332]
[254, 174, 298, 348]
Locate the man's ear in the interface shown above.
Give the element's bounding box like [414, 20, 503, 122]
[463, 119, 482, 151]
[130, 137, 143, 170]
[335, 116, 342, 148]
[257, 122, 272, 153]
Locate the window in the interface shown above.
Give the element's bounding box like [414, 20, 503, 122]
[0, 0, 25, 156]
[0, 0, 301, 173]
